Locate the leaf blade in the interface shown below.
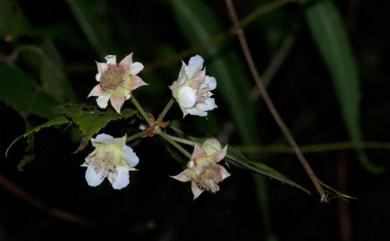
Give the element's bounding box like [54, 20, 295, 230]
[301, 0, 384, 173]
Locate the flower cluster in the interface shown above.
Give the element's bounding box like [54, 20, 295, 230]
[83, 53, 228, 198]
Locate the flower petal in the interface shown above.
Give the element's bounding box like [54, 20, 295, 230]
[124, 146, 139, 167]
[96, 94, 110, 109]
[186, 107, 207, 117]
[119, 53, 133, 69]
[204, 75, 217, 90]
[196, 98, 217, 112]
[218, 164, 231, 180]
[177, 62, 187, 84]
[110, 166, 130, 190]
[110, 96, 126, 114]
[191, 144, 206, 161]
[212, 145, 227, 162]
[178, 86, 197, 108]
[88, 85, 103, 97]
[191, 182, 204, 200]
[95, 72, 102, 82]
[129, 62, 144, 75]
[105, 55, 116, 65]
[96, 62, 108, 73]
[171, 169, 193, 182]
[185, 55, 204, 78]
[131, 76, 147, 90]
[85, 165, 104, 187]
[93, 133, 114, 144]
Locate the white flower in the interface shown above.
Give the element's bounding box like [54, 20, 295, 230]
[88, 53, 147, 114]
[170, 55, 217, 117]
[82, 133, 139, 190]
[171, 138, 229, 199]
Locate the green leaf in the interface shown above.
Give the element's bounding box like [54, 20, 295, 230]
[0, 66, 58, 118]
[59, 104, 136, 151]
[5, 116, 70, 157]
[301, 0, 384, 173]
[226, 146, 310, 194]
[0, 0, 32, 40]
[40, 39, 76, 102]
[66, 0, 116, 57]
[169, 0, 257, 145]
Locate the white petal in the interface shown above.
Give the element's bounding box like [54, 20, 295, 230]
[177, 62, 187, 84]
[95, 72, 102, 82]
[94, 133, 114, 144]
[111, 167, 130, 190]
[124, 146, 139, 167]
[96, 94, 110, 109]
[110, 96, 126, 114]
[88, 85, 103, 97]
[129, 62, 144, 75]
[191, 182, 204, 200]
[105, 55, 116, 65]
[96, 62, 108, 73]
[204, 75, 217, 90]
[196, 98, 217, 111]
[219, 165, 231, 180]
[186, 107, 207, 117]
[85, 165, 104, 187]
[178, 86, 197, 108]
[84, 150, 96, 163]
[185, 55, 204, 78]
[171, 169, 192, 182]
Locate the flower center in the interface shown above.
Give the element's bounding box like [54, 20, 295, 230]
[100, 65, 126, 91]
[91, 144, 124, 174]
[195, 164, 223, 193]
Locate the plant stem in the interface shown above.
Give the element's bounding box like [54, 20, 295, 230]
[165, 134, 197, 146]
[126, 130, 149, 143]
[131, 96, 152, 127]
[157, 130, 192, 159]
[224, 0, 328, 201]
[157, 98, 175, 124]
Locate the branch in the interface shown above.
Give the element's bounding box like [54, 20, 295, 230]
[0, 174, 93, 226]
[224, 0, 343, 201]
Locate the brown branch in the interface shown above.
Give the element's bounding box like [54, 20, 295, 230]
[0, 174, 93, 226]
[224, 0, 339, 201]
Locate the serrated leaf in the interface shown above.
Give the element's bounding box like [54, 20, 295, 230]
[5, 116, 70, 157]
[226, 146, 310, 194]
[59, 104, 136, 151]
[0, 66, 58, 118]
[169, 0, 257, 145]
[301, 0, 384, 173]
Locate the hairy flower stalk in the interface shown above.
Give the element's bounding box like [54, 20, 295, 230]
[170, 55, 217, 117]
[82, 134, 139, 190]
[88, 53, 147, 113]
[171, 138, 230, 199]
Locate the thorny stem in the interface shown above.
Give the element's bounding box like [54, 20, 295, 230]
[157, 98, 175, 124]
[131, 96, 153, 127]
[225, 0, 335, 201]
[157, 129, 192, 159]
